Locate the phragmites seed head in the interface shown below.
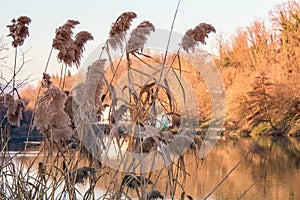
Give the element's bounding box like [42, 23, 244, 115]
[109, 11, 137, 49]
[41, 73, 52, 88]
[34, 86, 74, 141]
[73, 59, 107, 128]
[87, 60, 106, 97]
[73, 31, 94, 67]
[53, 20, 92, 67]
[17, 16, 32, 25]
[52, 20, 79, 62]
[3, 94, 15, 111]
[128, 21, 155, 52]
[7, 16, 31, 47]
[4, 94, 25, 127]
[75, 59, 106, 107]
[53, 20, 79, 50]
[181, 23, 216, 52]
[109, 12, 137, 37]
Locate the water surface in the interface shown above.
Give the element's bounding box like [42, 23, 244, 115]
[5, 136, 300, 199]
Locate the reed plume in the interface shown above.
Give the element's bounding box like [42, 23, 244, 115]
[73, 59, 106, 127]
[73, 31, 94, 66]
[53, 20, 79, 56]
[181, 23, 216, 52]
[53, 20, 93, 67]
[128, 20, 155, 52]
[77, 59, 106, 107]
[41, 73, 52, 88]
[34, 86, 74, 141]
[109, 11, 137, 49]
[7, 16, 31, 47]
[4, 94, 25, 127]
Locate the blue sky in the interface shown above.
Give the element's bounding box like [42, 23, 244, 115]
[0, 0, 287, 85]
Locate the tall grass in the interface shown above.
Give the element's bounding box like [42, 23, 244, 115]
[0, 7, 218, 199]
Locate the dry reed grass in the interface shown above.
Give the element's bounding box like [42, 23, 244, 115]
[34, 85, 74, 141]
[7, 16, 31, 47]
[181, 23, 216, 52]
[109, 11, 137, 50]
[53, 20, 93, 67]
[0, 6, 221, 200]
[128, 21, 155, 52]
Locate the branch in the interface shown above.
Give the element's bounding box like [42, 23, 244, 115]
[1, 47, 32, 94]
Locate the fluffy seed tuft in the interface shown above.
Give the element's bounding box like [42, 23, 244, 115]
[181, 23, 216, 52]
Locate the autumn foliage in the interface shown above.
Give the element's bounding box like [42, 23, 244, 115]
[215, 0, 300, 136]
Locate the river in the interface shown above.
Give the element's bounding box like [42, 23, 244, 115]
[3, 136, 300, 199]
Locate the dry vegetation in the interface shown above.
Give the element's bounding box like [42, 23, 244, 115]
[1, 1, 300, 199]
[0, 7, 216, 200]
[215, 0, 300, 137]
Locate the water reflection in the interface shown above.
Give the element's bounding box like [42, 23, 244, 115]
[187, 136, 300, 199]
[4, 137, 300, 199]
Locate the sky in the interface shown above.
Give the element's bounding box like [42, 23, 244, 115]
[0, 0, 288, 86]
